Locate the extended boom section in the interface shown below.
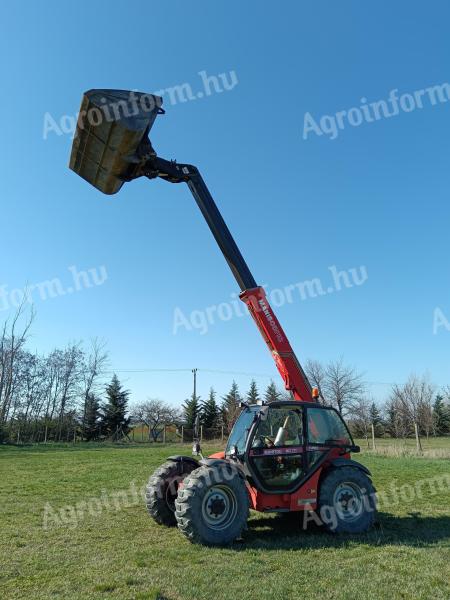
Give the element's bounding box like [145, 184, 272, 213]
[240, 287, 312, 401]
[149, 159, 313, 401]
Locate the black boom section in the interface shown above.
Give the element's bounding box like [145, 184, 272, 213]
[186, 168, 257, 292]
[146, 157, 257, 292]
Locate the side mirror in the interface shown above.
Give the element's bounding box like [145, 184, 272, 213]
[231, 444, 238, 456]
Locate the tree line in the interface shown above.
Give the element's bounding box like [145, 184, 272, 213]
[1, 306, 449, 444]
[0, 306, 133, 443]
[304, 358, 450, 444]
[134, 363, 450, 446]
[132, 379, 285, 442]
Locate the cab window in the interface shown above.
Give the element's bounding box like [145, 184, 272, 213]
[307, 407, 352, 446]
[252, 407, 303, 448]
[225, 406, 259, 456]
[249, 407, 304, 490]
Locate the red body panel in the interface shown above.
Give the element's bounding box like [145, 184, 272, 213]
[208, 451, 226, 459]
[239, 287, 312, 402]
[246, 467, 322, 512]
[205, 448, 350, 513]
[246, 447, 348, 512]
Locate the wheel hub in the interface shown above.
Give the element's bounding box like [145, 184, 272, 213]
[338, 491, 354, 510]
[208, 497, 226, 518]
[333, 482, 364, 522]
[201, 485, 238, 530]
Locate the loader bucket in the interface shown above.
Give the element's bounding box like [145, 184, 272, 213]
[69, 89, 163, 195]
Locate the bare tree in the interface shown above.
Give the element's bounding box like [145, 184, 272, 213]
[418, 398, 434, 440]
[383, 395, 409, 439]
[56, 343, 84, 440]
[390, 374, 435, 450]
[0, 302, 34, 425]
[80, 339, 109, 439]
[348, 396, 372, 447]
[323, 358, 365, 415]
[132, 399, 180, 442]
[305, 359, 327, 404]
[0, 303, 111, 443]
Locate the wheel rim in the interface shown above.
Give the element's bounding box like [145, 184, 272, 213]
[201, 485, 238, 530]
[333, 482, 365, 522]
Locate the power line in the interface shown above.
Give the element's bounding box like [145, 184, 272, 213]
[103, 368, 192, 374]
[102, 367, 275, 378]
[199, 368, 273, 378]
[100, 369, 447, 388]
[94, 365, 450, 389]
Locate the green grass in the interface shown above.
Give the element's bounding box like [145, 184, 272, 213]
[356, 436, 450, 448]
[1, 441, 450, 600]
[355, 436, 450, 458]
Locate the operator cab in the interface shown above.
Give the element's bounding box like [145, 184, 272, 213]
[225, 401, 356, 493]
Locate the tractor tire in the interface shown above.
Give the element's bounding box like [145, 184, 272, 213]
[318, 466, 377, 534]
[146, 460, 197, 527]
[175, 464, 249, 545]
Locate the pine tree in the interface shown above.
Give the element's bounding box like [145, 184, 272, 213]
[183, 393, 200, 429]
[246, 379, 260, 404]
[201, 388, 219, 429]
[84, 393, 101, 441]
[369, 402, 384, 436]
[433, 395, 450, 435]
[101, 374, 131, 440]
[264, 380, 281, 403]
[221, 381, 241, 432]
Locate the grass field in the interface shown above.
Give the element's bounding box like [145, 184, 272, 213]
[1, 441, 450, 600]
[355, 436, 450, 458]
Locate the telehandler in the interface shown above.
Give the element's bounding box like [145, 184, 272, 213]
[69, 89, 376, 545]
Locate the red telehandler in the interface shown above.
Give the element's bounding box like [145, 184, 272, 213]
[69, 89, 376, 545]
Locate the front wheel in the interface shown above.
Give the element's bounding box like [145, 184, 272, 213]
[318, 466, 377, 533]
[175, 464, 249, 545]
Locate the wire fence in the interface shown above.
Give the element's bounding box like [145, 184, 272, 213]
[130, 424, 227, 444]
[2, 423, 229, 446]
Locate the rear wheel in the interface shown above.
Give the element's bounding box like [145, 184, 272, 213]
[175, 464, 249, 545]
[146, 460, 197, 527]
[318, 466, 377, 533]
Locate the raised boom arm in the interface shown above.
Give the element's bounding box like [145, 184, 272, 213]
[148, 157, 313, 402]
[68, 89, 313, 402]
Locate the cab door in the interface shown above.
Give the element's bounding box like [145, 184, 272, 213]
[248, 406, 306, 492]
[306, 406, 354, 469]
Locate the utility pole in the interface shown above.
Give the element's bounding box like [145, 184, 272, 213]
[192, 368, 198, 399]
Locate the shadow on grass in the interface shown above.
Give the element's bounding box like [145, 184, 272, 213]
[241, 512, 450, 550]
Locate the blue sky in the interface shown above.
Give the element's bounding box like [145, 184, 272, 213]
[1, 1, 449, 407]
